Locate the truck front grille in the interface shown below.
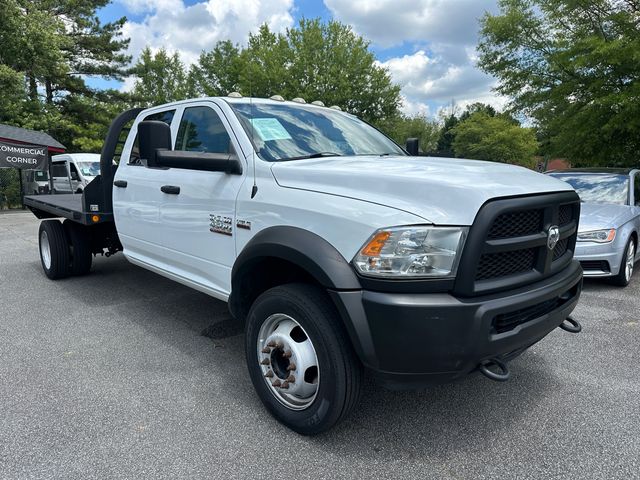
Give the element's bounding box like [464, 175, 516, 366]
[454, 192, 580, 296]
[488, 209, 543, 239]
[476, 248, 536, 280]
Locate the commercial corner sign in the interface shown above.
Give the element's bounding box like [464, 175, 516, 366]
[0, 140, 48, 170]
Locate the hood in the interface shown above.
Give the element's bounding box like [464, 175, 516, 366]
[578, 202, 635, 232]
[271, 156, 573, 225]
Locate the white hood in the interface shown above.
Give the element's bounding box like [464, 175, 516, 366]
[271, 156, 574, 225]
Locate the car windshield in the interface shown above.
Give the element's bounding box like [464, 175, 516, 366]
[76, 161, 100, 177]
[550, 173, 629, 205]
[230, 102, 405, 161]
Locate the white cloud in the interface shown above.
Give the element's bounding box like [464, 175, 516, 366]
[326, 0, 505, 116]
[118, 0, 294, 66]
[324, 0, 497, 48]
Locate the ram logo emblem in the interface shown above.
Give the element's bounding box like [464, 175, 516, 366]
[547, 225, 560, 250]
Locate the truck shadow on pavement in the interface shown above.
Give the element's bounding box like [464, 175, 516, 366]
[43, 254, 557, 458]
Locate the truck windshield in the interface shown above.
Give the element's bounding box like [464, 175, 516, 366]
[550, 173, 629, 205]
[230, 102, 405, 162]
[76, 161, 101, 177]
[34, 171, 48, 181]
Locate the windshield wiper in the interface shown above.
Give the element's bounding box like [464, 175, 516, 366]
[280, 152, 343, 161]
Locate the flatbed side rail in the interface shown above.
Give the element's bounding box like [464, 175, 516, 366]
[24, 194, 113, 225]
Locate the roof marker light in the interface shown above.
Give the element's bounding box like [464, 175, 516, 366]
[291, 97, 306, 104]
[329, 105, 342, 111]
[270, 95, 285, 101]
[311, 100, 325, 106]
[227, 92, 243, 98]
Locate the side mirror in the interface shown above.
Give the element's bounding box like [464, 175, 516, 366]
[406, 138, 419, 156]
[138, 120, 171, 167]
[155, 150, 242, 175]
[70, 171, 79, 181]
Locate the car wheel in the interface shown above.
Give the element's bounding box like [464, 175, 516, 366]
[245, 283, 363, 435]
[38, 220, 70, 280]
[63, 220, 93, 275]
[610, 237, 636, 287]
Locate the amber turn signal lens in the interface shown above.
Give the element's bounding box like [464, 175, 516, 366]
[361, 231, 391, 256]
[91, 215, 100, 223]
[606, 229, 616, 242]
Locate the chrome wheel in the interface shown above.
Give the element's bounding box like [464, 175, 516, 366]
[625, 240, 635, 282]
[256, 313, 319, 410]
[40, 230, 52, 270]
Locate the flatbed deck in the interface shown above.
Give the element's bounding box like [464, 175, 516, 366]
[24, 194, 113, 225]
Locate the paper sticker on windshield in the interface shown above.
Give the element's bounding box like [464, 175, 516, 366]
[251, 118, 292, 141]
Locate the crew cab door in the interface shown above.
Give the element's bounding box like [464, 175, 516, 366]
[156, 101, 246, 297]
[113, 108, 178, 265]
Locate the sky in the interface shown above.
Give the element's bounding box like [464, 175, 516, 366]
[94, 0, 505, 117]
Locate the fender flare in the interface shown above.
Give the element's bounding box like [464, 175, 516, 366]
[231, 226, 361, 291]
[230, 226, 376, 366]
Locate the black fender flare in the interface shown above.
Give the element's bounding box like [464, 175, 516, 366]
[231, 226, 378, 366]
[231, 226, 361, 291]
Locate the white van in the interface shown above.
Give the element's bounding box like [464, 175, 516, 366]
[24, 170, 50, 194]
[51, 153, 101, 193]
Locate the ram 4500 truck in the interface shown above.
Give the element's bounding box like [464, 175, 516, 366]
[24, 96, 583, 434]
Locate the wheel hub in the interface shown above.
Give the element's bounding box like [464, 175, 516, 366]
[40, 230, 52, 269]
[257, 314, 319, 410]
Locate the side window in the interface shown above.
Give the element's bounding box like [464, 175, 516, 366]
[635, 175, 640, 206]
[128, 110, 176, 165]
[175, 106, 232, 154]
[51, 163, 68, 178]
[69, 163, 78, 178]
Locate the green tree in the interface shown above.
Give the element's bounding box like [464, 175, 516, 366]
[191, 19, 402, 127]
[0, 0, 131, 150]
[436, 114, 460, 156]
[383, 114, 440, 153]
[131, 47, 193, 106]
[452, 112, 538, 166]
[478, 0, 640, 166]
[190, 41, 242, 96]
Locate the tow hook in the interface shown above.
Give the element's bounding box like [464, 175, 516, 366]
[478, 358, 510, 382]
[559, 316, 582, 333]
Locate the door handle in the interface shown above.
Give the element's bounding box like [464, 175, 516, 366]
[113, 180, 127, 188]
[161, 185, 180, 195]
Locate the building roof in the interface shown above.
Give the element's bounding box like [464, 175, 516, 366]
[0, 123, 65, 152]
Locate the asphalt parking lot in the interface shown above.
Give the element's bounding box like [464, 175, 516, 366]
[1, 211, 638, 480]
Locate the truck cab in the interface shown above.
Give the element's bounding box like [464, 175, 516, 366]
[26, 96, 583, 435]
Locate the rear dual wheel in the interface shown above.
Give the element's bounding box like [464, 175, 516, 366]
[245, 283, 363, 435]
[38, 220, 92, 279]
[39, 220, 70, 279]
[63, 220, 92, 276]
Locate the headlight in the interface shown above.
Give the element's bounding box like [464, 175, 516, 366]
[353, 226, 468, 278]
[577, 229, 616, 243]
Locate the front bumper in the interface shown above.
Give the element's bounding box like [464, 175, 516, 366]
[330, 260, 582, 389]
[574, 241, 622, 277]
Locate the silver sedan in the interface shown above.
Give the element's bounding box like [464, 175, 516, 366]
[547, 168, 640, 286]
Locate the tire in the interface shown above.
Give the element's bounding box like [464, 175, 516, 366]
[610, 237, 636, 287]
[63, 220, 92, 276]
[245, 283, 363, 435]
[38, 220, 70, 280]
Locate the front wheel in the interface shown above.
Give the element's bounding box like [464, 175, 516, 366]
[610, 237, 636, 287]
[245, 283, 362, 435]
